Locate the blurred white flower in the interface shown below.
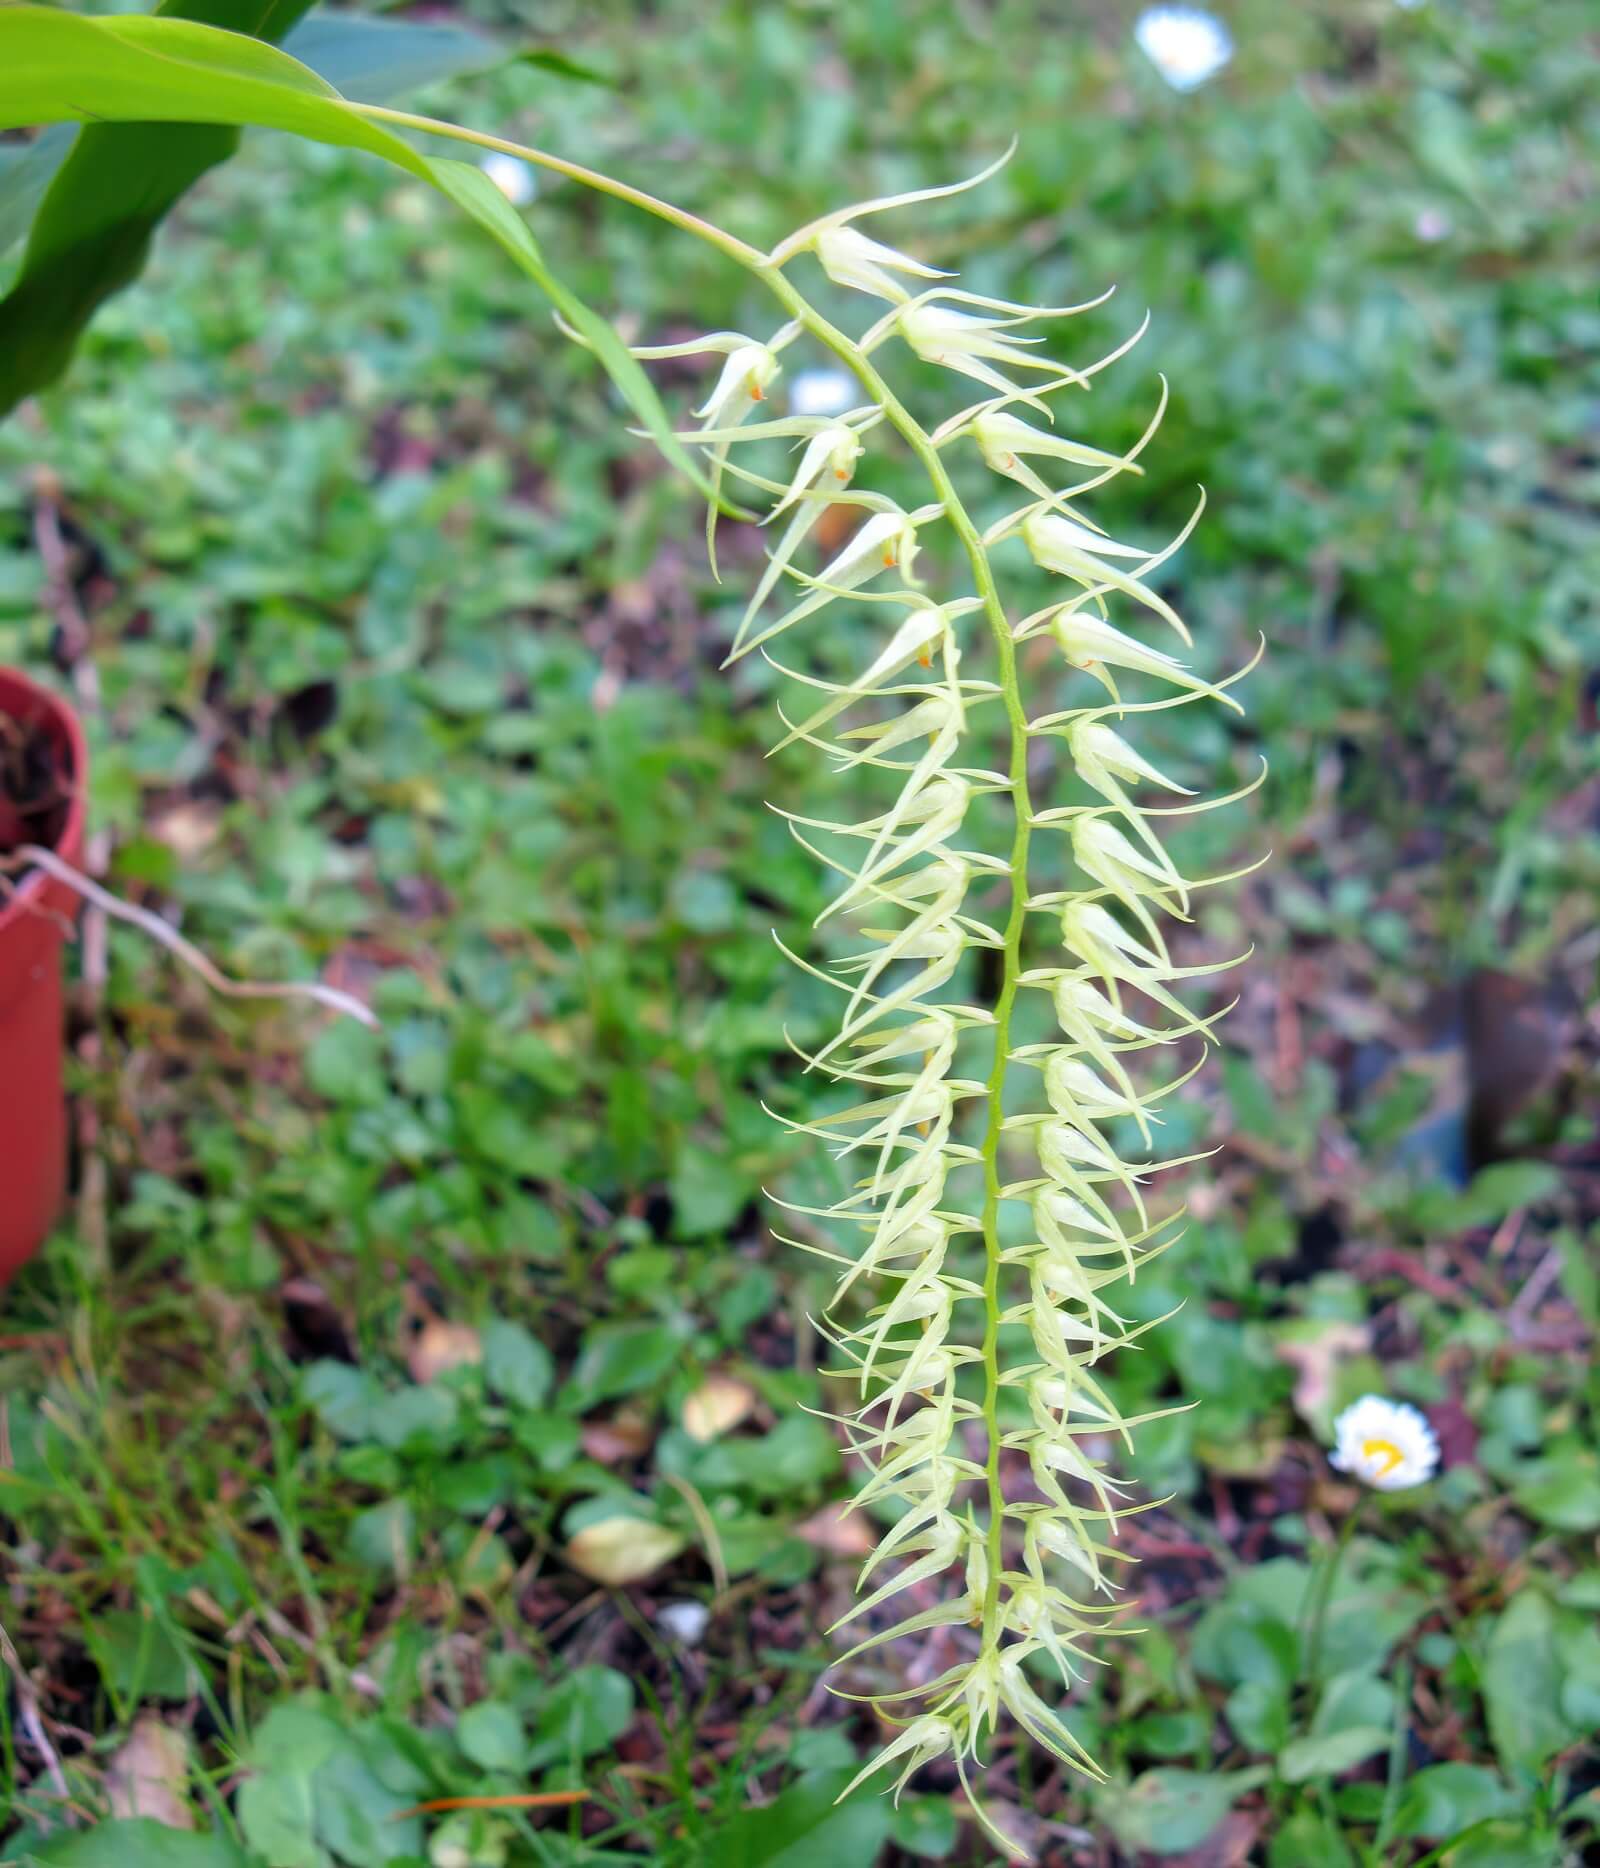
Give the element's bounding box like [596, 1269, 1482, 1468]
[1329, 1395, 1439, 1491]
[1134, 6, 1234, 92]
[787, 366, 857, 417]
[479, 152, 535, 206]
[656, 1600, 710, 1646]
[1414, 208, 1452, 242]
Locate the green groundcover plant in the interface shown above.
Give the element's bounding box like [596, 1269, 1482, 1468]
[0, 7, 1261, 1846]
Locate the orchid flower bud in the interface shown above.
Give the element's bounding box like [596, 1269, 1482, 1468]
[897, 303, 1061, 410]
[815, 224, 949, 302]
[767, 422, 865, 519]
[973, 408, 1140, 484]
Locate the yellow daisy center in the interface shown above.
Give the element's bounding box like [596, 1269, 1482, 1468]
[1361, 1436, 1405, 1479]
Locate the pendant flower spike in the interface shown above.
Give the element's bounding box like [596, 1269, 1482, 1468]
[626, 148, 1258, 1856]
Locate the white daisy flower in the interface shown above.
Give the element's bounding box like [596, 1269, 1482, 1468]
[1134, 6, 1234, 93]
[1329, 1394, 1439, 1491]
[479, 152, 535, 206]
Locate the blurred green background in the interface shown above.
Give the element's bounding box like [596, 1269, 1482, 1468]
[1, 1, 1597, 1863]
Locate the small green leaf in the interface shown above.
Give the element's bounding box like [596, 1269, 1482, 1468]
[456, 1701, 529, 1774]
[512, 1409, 581, 1471]
[890, 1794, 959, 1860]
[1189, 1600, 1298, 1692]
[669, 869, 739, 934]
[787, 1726, 857, 1773]
[236, 1773, 320, 1868]
[1483, 1592, 1574, 1779]
[1127, 1709, 1210, 1760]
[1311, 1669, 1396, 1738]
[1394, 1762, 1523, 1840]
[1100, 1767, 1270, 1854]
[704, 1769, 895, 1868]
[669, 1141, 750, 1238]
[1434, 1161, 1562, 1231]
[1278, 1725, 1390, 1784]
[306, 1021, 389, 1104]
[301, 1361, 381, 1442]
[1266, 1811, 1354, 1868]
[1511, 1446, 1600, 1531]
[347, 1498, 416, 1576]
[525, 1665, 634, 1769]
[482, 1317, 555, 1410]
[309, 1730, 425, 1866]
[456, 1085, 562, 1178]
[90, 1609, 199, 1702]
[1558, 1621, 1600, 1728]
[1225, 1679, 1290, 1753]
[371, 1384, 460, 1455]
[561, 1319, 687, 1410]
[26, 1821, 248, 1868]
[251, 1700, 344, 1775]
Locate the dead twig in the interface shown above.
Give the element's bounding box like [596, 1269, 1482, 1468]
[2, 844, 378, 1028]
[0, 1613, 71, 1822]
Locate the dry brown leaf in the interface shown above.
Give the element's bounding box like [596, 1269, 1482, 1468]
[107, 1714, 192, 1829]
[566, 1518, 687, 1586]
[1166, 1809, 1264, 1868]
[149, 801, 222, 863]
[682, 1375, 754, 1443]
[407, 1317, 482, 1384]
[1275, 1320, 1370, 1424]
[580, 1410, 653, 1465]
[795, 1500, 875, 1558]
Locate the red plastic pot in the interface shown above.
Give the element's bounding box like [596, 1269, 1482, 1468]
[0, 667, 87, 1286]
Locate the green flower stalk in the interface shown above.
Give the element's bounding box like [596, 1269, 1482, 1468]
[345, 103, 1262, 1846]
[540, 159, 1258, 1842]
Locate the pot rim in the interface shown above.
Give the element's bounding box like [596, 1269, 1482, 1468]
[0, 664, 88, 938]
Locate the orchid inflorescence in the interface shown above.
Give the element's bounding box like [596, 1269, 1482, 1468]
[620, 156, 1261, 1846]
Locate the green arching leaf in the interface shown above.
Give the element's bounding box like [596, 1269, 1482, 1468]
[0, 9, 390, 141]
[0, 122, 77, 257]
[278, 12, 499, 103]
[0, 3, 430, 414]
[0, 0, 320, 413]
[0, 12, 501, 263]
[420, 158, 722, 508]
[0, 8, 724, 509]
